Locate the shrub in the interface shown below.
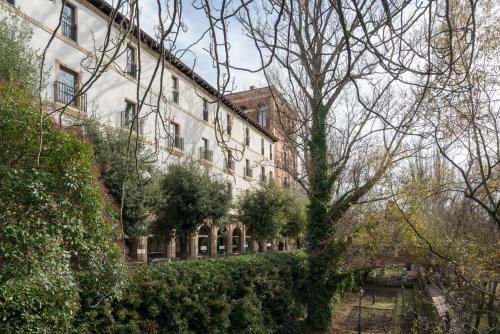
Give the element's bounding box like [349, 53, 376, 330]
[112, 251, 361, 334]
[83, 121, 162, 240]
[0, 82, 125, 333]
[155, 162, 232, 259]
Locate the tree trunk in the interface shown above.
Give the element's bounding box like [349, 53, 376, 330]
[306, 101, 337, 329]
[486, 281, 498, 328]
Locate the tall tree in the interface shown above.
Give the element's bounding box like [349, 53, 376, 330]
[237, 180, 288, 250]
[155, 162, 232, 259]
[238, 0, 439, 327]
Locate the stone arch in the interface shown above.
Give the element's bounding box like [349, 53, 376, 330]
[232, 227, 243, 254]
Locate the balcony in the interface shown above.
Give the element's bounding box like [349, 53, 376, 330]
[54, 81, 87, 112]
[244, 167, 253, 179]
[199, 147, 213, 162]
[167, 135, 184, 151]
[225, 159, 235, 172]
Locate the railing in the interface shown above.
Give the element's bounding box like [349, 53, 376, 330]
[126, 63, 137, 77]
[244, 167, 253, 178]
[203, 109, 209, 121]
[62, 16, 77, 41]
[54, 81, 87, 112]
[121, 112, 145, 136]
[199, 147, 213, 162]
[225, 159, 235, 171]
[167, 135, 184, 151]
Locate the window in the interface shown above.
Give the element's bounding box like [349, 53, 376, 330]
[258, 106, 267, 128]
[261, 166, 266, 182]
[261, 139, 265, 155]
[6, 0, 15, 5]
[269, 171, 273, 180]
[226, 150, 235, 171]
[167, 121, 183, 150]
[121, 101, 144, 135]
[226, 114, 232, 136]
[284, 176, 290, 189]
[126, 46, 137, 77]
[55, 67, 86, 111]
[202, 99, 209, 121]
[269, 144, 273, 160]
[244, 159, 252, 178]
[200, 138, 212, 161]
[245, 128, 250, 146]
[171, 76, 179, 103]
[62, 3, 77, 42]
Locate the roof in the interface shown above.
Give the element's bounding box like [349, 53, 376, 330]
[85, 0, 278, 142]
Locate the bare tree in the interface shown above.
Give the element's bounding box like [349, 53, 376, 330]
[236, 0, 451, 327]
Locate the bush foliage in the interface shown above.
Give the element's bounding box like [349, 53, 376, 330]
[0, 83, 125, 333]
[83, 121, 162, 239]
[112, 251, 361, 334]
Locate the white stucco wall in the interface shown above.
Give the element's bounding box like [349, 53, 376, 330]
[4, 0, 276, 197]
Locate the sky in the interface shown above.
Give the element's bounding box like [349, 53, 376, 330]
[139, 1, 268, 92]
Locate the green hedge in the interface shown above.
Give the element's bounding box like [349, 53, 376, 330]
[112, 251, 361, 334]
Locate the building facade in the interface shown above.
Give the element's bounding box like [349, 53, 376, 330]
[228, 86, 298, 190]
[3, 0, 298, 262]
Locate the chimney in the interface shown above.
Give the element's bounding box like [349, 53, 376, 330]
[249, 85, 255, 90]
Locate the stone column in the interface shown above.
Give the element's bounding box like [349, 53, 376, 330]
[252, 240, 259, 252]
[240, 228, 246, 254]
[190, 232, 198, 259]
[226, 226, 233, 255]
[137, 236, 148, 263]
[209, 227, 218, 258]
[165, 236, 175, 259]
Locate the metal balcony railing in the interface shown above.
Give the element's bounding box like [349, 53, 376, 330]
[54, 81, 87, 112]
[244, 167, 253, 178]
[62, 16, 77, 41]
[199, 147, 213, 162]
[225, 159, 235, 171]
[167, 135, 184, 151]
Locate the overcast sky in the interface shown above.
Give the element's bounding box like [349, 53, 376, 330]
[139, 1, 267, 92]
